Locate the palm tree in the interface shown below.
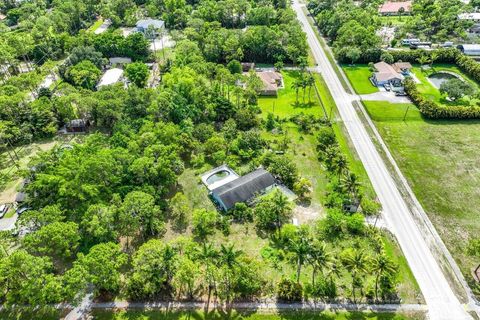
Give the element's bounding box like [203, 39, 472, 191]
[219, 243, 243, 302]
[308, 240, 332, 286]
[417, 55, 430, 68]
[371, 251, 397, 302]
[333, 154, 348, 180]
[430, 51, 439, 69]
[271, 190, 292, 236]
[289, 235, 311, 283]
[306, 75, 315, 103]
[198, 243, 219, 305]
[342, 250, 370, 303]
[342, 171, 361, 198]
[292, 79, 301, 105]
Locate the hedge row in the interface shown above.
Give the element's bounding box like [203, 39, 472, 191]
[404, 78, 480, 119]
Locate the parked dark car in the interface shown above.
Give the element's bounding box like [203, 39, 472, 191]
[0, 204, 10, 218]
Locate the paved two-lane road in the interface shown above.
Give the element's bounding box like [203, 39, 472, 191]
[291, 1, 471, 319]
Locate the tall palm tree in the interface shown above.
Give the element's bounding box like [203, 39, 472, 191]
[289, 236, 311, 283]
[430, 51, 439, 69]
[308, 240, 332, 286]
[342, 250, 370, 303]
[198, 243, 219, 305]
[334, 154, 348, 180]
[307, 75, 315, 103]
[371, 251, 397, 302]
[219, 243, 243, 302]
[342, 171, 361, 198]
[292, 79, 301, 105]
[417, 55, 430, 67]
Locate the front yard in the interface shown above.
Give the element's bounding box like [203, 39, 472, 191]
[342, 64, 379, 94]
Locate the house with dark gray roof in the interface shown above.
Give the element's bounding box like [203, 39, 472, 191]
[211, 168, 277, 211]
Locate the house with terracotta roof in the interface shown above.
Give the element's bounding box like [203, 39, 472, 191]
[256, 71, 284, 96]
[372, 61, 405, 86]
[378, 1, 412, 16]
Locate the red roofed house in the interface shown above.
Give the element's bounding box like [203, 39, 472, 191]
[379, 1, 412, 16]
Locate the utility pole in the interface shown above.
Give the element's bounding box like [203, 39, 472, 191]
[402, 104, 410, 122]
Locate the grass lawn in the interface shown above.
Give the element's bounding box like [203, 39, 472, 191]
[88, 18, 104, 32]
[363, 100, 480, 296]
[341, 64, 378, 94]
[258, 70, 326, 118]
[92, 310, 425, 320]
[379, 16, 412, 27]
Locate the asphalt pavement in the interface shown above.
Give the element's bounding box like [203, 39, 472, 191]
[291, 1, 472, 319]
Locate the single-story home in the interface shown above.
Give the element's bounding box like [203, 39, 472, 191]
[457, 44, 480, 56]
[378, 1, 412, 15]
[372, 61, 405, 86]
[210, 167, 277, 211]
[136, 19, 165, 36]
[257, 71, 284, 96]
[97, 68, 124, 88]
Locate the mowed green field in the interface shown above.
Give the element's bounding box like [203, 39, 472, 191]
[363, 100, 480, 295]
[92, 310, 425, 320]
[341, 64, 378, 94]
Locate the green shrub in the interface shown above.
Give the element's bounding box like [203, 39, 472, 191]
[276, 278, 303, 302]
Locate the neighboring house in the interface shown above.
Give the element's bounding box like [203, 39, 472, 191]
[108, 57, 132, 67]
[457, 13, 480, 34]
[458, 13, 480, 23]
[256, 71, 284, 96]
[211, 168, 277, 211]
[66, 119, 89, 133]
[457, 44, 480, 56]
[378, 1, 412, 15]
[97, 68, 124, 88]
[372, 61, 405, 87]
[136, 19, 165, 36]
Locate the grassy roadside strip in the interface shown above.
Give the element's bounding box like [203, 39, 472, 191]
[91, 309, 426, 320]
[307, 59, 375, 197]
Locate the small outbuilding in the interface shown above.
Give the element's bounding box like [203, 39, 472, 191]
[211, 168, 277, 211]
[108, 57, 132, 66]
[66, 119, 89, 133]
[97, 68, 124, 88]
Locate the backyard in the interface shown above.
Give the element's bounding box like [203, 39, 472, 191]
[363, 100, 480, 296]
